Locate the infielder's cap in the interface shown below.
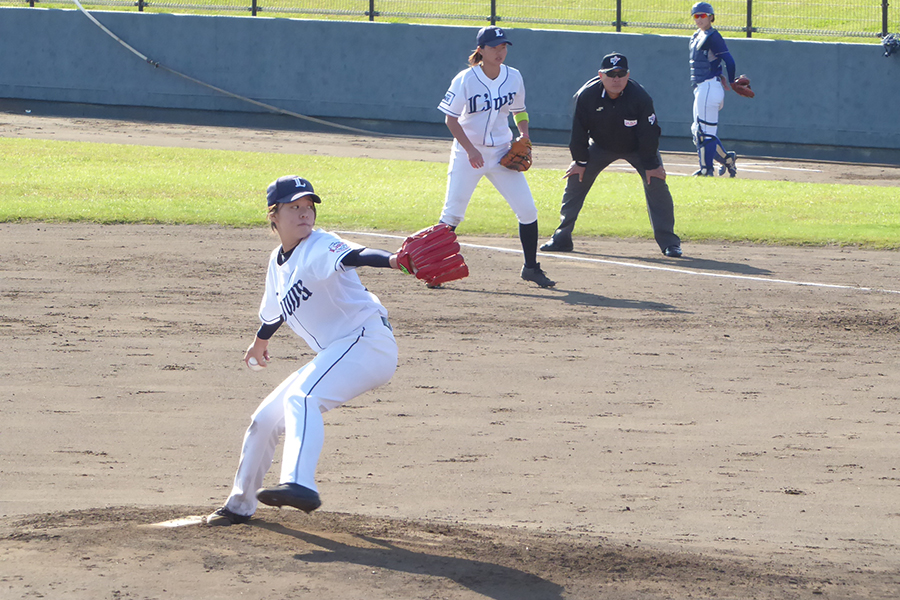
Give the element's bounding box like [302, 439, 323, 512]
[599, 52, 628, 73]
[691, 2, 715, 16]
[476, 25, 512, 47]
[266, 175, 321, 206]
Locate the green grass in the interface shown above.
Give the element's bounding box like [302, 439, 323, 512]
[6, 0, 889, 43]
[2, 137, 899, 248]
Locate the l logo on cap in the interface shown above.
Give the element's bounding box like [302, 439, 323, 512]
[293, 178, 307, 188]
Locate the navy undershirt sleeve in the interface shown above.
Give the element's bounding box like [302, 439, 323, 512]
[341, 247, 393, 268]
[256, 318, 283, 340]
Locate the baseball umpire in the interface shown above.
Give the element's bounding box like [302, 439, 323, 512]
[540, 52, 683, 257]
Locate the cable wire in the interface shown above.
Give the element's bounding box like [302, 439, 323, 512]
[71, 0, 424, 139]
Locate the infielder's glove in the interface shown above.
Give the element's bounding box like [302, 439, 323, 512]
[731, 75, 755, 98]
[500, 135, 533, 172]
[396, 223, 469, 287]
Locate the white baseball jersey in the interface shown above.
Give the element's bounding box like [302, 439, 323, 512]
[259, 229, 387, 352]
[438, 64, 526, 147]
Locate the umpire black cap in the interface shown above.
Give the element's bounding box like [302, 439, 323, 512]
[267, 175, 321, 206]
[600, 52, 629, 73]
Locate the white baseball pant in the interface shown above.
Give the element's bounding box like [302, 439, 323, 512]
[222, 314, 398, 517]
[439, 140, 539, 227]
[691, 77, 725, 142]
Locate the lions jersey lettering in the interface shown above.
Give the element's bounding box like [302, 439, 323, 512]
[467, 92, 517, 114]
[329, 241, 350, 254]
[280, 278, 312, 317]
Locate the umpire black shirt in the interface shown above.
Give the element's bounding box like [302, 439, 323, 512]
[569, 77, 663, 171]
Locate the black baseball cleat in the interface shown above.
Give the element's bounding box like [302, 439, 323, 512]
[256, 483, 322, 513]
[539, 237, 574, 252]
[718, 151, 737, 177]
[205, 506, 251, 526]
[521, 263, 556, 288]
[663, 245, 684, 258]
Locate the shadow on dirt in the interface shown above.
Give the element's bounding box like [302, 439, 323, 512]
[253, 520, 566, 600]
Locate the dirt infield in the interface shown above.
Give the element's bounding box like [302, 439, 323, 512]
[2, 115, 899, 599]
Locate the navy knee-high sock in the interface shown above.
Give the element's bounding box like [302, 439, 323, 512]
[519, 220, 539, 268]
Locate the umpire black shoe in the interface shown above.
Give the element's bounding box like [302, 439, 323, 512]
[539, 237, 574, 252]
[663, 245, 684, 258]
[205, 506, 251, 526]
[256, 483, 322, 513]
[521, 263, 556, 288]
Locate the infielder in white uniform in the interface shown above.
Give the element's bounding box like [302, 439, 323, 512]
[206, 175, 401, 526]
[438, 25, 555, 288]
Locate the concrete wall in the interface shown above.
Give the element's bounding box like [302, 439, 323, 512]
[2, 8, 898, 162]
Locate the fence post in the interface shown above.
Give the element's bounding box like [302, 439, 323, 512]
[137, 0, 144, 12]
[616, 0, 622, 32]
[369, 0, 375, 21]
[491, 0, 496, 25]
[746, 0, 753, 38]
[251, 0, 257, 17]
[883, 0, 889, 37]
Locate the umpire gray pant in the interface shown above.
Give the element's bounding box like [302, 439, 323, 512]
[552, 145, 681, 252]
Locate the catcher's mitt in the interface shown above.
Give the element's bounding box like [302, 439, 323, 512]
[732, 75, 755, 98]
[396, 223, 469, 287]
[500, 135, 533, 172]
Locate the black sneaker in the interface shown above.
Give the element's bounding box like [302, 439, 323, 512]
[256, 483, 322, 514]
[205, 506, 251, 526]
[539, 237, 574, 252]
[521, 263, 556, 288]
[663, 245, 684, 258]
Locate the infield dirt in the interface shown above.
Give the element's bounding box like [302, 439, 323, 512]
[1, 114, 899, 599]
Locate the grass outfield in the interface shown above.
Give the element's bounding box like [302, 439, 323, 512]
[2, 137, 899, 248]
[32, 0, 887, 43]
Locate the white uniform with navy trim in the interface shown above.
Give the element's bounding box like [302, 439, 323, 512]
[437, 64, 538, 227]
[222, 229, 398, 517]
[260, 229, 386, 351]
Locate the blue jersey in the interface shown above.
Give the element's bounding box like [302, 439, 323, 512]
[689, 27, 735, 86]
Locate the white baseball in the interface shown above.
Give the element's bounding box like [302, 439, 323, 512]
[248, 357, 265, 371]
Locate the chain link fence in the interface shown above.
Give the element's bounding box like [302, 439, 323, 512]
[5, 1, 896, 39]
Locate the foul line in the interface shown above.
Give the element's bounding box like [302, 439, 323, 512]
[336, 231, 900, 296]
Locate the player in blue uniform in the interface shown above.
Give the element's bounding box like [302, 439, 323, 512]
[690, 2, 739, 177]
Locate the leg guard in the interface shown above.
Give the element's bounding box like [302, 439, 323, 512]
[702, 133, 737, 178]
[694, 136, 717, 176]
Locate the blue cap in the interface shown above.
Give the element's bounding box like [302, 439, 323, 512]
[266, 175, 321, 206]
[692, 2, 715, 15]
[476, 26, 512, 48]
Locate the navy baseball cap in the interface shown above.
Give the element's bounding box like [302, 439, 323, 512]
[476, 26, 512, 47]
[692, 2, 715, 16]
[266, 175, 321, 206]
[599, 52, 629, 73]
